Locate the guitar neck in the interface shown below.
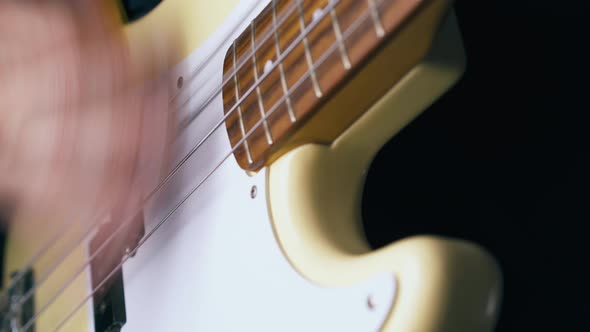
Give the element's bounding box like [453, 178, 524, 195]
[222, 0, 451, 171]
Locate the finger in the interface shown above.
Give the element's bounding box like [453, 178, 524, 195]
[0, 29, 133, 119]
[7, 81, 171, 220]
[135, 81, 175, 196]
[0, 2, 78, 63]
[0, 2, 169, 119]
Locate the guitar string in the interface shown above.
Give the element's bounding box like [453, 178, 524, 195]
[6, 0, 340, 321]
[173, 0, 305, 133]
[0, 0, 304, 308]
[14, 0, 351, 328]
[167, 0, 260, 105]
[0, 0, 306, 300]
[10, 0, 360, 326]
[48, 1, 383, 330]
[0, 210, 103, 303]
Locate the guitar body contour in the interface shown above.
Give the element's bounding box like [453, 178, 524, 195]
[2, 1, 502, 331]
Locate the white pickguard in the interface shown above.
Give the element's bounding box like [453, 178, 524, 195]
[88, 1, 396, 331]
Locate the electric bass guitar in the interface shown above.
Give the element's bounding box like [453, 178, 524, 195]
[1, 0, 502, 331]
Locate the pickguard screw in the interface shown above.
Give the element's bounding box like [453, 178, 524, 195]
[250, 185, 258, 199]
[177, 76, 184, 89]
[367, 294, 377, 310]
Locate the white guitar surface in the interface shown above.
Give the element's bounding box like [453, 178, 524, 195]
[98, 1, 396, 331]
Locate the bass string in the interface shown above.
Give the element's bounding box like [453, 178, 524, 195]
[1, 0, 309, 301]
[0, 211, 93, 301]
[0, 209, 106, 311]
[30, 0, 384, 330]
[167, 0, 260, 105]
[0, 0, 304, 305]
[172, 0, 308, 134]
[11, 0, 349, 327]
[7, 0, 348, 320]
[170, 0, 303, 111]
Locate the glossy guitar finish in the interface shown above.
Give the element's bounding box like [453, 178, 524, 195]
[2, 1, 502, 331]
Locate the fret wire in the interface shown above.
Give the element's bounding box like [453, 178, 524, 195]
[367, 0, 385, 37]
[250, 22, 274, 145]
[329, 6, 352, 70]
[233, 41, 254, 164]
[35, 1, 392, 330]
[15, 0, 346, 312]
[169, 4, 261, 106]
[19, 0, 355, 324]
[18, 1, 352, 326]
[177, 0, 305, 133]
[296, 0, 323, 98]
[273, 0, 297, 123]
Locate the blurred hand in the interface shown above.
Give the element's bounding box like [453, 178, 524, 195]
[0, 1, 175, 226]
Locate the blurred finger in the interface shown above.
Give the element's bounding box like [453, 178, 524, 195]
[0, 27, 133, 118]
[0, 2, 78, 63]
[7, 85, 170, 218]
[0, 1, 168, 118]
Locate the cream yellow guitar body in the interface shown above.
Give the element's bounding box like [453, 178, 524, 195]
[1, 1, 502, 331]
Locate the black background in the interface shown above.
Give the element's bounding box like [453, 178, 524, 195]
[362, 1, 589, 331]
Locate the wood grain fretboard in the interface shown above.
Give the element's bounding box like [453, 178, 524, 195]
[222, 0, 448, 171]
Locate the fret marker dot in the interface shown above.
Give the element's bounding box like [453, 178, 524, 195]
[264, 59, 274, 74]
[312, 8, 323, 22]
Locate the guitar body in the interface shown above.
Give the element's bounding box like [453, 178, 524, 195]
[2, 1, 502, 331]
